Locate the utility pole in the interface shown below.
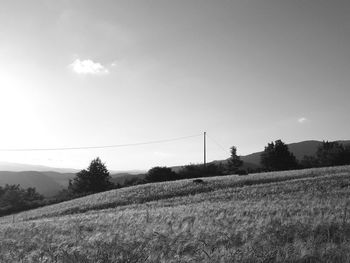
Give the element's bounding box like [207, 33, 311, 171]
[204, 131, 206, 167]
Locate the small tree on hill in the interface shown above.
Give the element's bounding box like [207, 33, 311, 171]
[260, 140, 298, 171]
[69, 157, 113, 195]
[146, 166, 177, 183]
[227, 146, 243, 173]
[178, 163, 223, 179]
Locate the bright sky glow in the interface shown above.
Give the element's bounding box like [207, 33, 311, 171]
[0, 0, 349, 170]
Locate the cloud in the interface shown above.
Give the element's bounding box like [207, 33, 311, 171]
[298, 117, 308, 124]
[69, 59, 109, 75]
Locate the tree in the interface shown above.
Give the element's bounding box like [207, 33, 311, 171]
[300, 155, 319, 168]
[316, 141, 350, 167]
[0, 184, 44, 216]
[146, 166, 177, 183]
[178, 164, 202, 179]
[343, 145, 350, 165]
[178, 163, 223, 179]
[68, 157, 113, 194]
[227, 146, 243, 173]
[260, 140, 298, 171]
[300, 142, 350, 169]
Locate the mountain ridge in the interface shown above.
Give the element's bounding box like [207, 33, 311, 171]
[1, 139, 349, 196]
[239, 140, 350, 167]
[0, 171, 64, 197]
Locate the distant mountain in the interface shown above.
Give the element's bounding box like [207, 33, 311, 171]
[241, 140, 350, 167]
[0, 162, 78, 196]
[42, 172, 76, 188]
[0, 161, 147, 196]
[109, 169, 146, 175]
[1, 140, 348, 195]
[0, 171, 64, 197]
[0, 161, 79, 173]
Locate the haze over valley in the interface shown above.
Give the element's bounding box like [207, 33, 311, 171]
[1, 0, 349, 262]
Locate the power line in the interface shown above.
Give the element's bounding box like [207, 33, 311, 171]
[206, 134, 227, 154]
[0, 134, 202, 152]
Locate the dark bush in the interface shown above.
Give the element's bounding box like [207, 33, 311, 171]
[146, 166, 177, 183]
[178, 163, 223, 179]
[192, 179, 205, 184]
[236, 169, 248, 176]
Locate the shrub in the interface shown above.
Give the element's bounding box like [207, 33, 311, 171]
[236, 169, 248, 176]
[146, 166, 177, 183]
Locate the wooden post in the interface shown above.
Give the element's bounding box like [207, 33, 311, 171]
[204, 132, 206, 167]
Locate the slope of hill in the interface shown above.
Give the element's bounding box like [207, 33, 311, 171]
[1, 165, 350, 262]
[1, 165, 348, 221]
[1, 139, 349, 198]
[173, 140, 350, 170]
[0, 171, 64, 197]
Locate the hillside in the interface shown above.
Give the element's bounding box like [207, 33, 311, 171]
[241, 140, 350, 167]
[0, 163, 145, 195]
[0, 171, 64, 197]
[1, 139, 349, 194]
[1, 165, 350, 262]
[0, 162, 78, 196]
[42, 171, 76, 188]
[2, 165, 348, 221]
[175, 140, 350, 170]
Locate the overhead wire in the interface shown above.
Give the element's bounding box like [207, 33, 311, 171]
[206, 133, 228, 154]
[0, 134, 202, 152]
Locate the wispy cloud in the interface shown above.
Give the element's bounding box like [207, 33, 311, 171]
[298, 117, 308, 124]
[69, 59, 109, 75]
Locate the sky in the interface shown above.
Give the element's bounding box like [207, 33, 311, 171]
[0, 0, 349, 171]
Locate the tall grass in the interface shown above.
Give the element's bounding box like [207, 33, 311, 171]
[1, 165, 348, 223]
[1, 165, 350, 262]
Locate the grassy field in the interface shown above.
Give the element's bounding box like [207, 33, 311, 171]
[1, 165, 350, 262]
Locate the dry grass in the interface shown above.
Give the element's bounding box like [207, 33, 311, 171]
[1, 165, 350, 262]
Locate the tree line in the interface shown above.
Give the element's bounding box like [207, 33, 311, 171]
[301, 141, 350, 168]
[0, 184, 44, 216]
[126, 140, 350, 184]
[67, 139, 350, 192]
[2, 140, 350, 217]
[261, 140, 350, 171]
